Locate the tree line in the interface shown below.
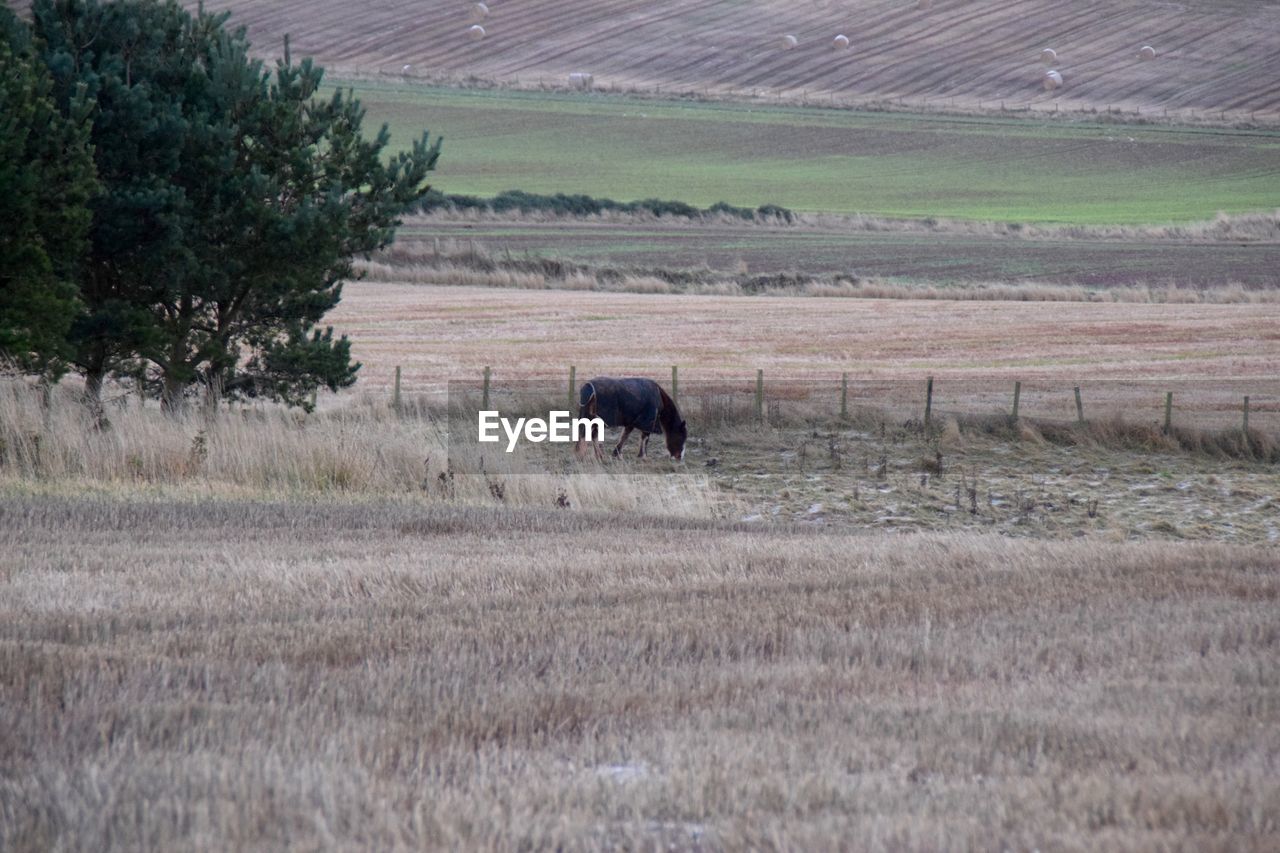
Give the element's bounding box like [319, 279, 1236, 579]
[0, 0, 441, 413]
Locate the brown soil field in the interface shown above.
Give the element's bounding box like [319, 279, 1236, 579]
[190, 0, 1280, 117]
[404, 218, 1280, 287]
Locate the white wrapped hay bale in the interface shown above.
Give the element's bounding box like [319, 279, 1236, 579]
[832, 34, 850, 49]
[779, 34, 798, 50]
[1043, 69, 1063, 91]
[1040, 47, 1057, 65]
[1138, 45, 1156, 61]
[468, 24, 486, 41]
[568, 72, 594, 89]
[471, 2, 489, 20]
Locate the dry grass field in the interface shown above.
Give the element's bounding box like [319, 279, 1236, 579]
[5, 3, 1280, 847]
[327, 282, 1280, 390]
[2, 374, 1276, 542]
[0, 382, 715, 514]
[3, 280, 1278, 848]
[187, 0, 1280, 118]
[3, 497, 1279, 850]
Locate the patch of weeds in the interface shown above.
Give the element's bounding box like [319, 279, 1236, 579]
[489, 479, 507, 503]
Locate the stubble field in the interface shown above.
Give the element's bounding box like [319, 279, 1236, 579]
[3, 498, 1278, 850]
[3, 279, 1278, 849]
[327, 283, 1280, 388]
[5, 2, 1280, 847]
[319, 281, 1279, 542]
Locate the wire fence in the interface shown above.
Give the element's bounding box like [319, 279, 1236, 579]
[426, 367, 1275, 432]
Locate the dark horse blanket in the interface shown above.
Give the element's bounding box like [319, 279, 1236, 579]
[577, 377, 687, 460]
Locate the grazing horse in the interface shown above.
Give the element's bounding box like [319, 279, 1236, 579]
[575, 377, 687, 461]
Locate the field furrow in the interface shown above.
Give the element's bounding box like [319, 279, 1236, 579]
[142, 0, 1280, 117]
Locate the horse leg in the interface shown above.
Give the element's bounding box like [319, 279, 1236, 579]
[612, 427, 633, 458]
[578, 438, 604, 463]
[577, 391, 600, 462]
[574, 425, 596, 461]
[638, 432, 649, 458]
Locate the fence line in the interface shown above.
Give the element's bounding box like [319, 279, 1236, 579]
[415, 366, 1277, 437]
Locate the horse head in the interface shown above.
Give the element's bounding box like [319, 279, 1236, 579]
[665, 418, 687, 461]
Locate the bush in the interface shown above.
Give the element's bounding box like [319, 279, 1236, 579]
[419, 189, 793, 223]
[756, 203, 795, 223]
[707, 201, 756, 220]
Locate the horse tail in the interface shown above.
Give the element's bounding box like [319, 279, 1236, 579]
[578, 381, 597, 416]
[575, 381, 599, 460]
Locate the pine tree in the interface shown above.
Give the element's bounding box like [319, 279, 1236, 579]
[0, 7, 95, 378]
[32, 0, 441, 411]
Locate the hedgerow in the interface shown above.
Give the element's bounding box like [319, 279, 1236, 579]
[418, 189, 794, 222]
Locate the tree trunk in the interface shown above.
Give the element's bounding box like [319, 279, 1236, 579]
[82, 369, 104, 407]
[161, 372, 187, 416]
[82, 369, 110, 429]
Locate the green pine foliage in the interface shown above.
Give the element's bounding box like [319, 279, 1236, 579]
[0, 8, 96, 377]
[30, 0, 441, 411]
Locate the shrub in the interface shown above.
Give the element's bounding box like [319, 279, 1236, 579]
[417, 189, 794, 223]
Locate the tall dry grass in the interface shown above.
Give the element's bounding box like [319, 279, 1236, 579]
[1, 497, 1276, 849]
[0, 379, 717, 515]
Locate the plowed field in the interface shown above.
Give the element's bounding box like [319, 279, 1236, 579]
[403, 218, 1280, 287]
[195, 0, 1280, 117]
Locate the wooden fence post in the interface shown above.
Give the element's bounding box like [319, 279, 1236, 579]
[1163, 391, 1173, 434]
[1012, 380, 1022, 421]
[671, 365, 679, 405]
[568, 365, 576, 409]
[1243, 396, 1250, 433]
[755, 369, 764, 422]
[840, 372, 848, 420]
[1074, 386, 1084, 424]
[393, 365, 402, 411]
[482, 366, 491, 410]
[924, 376, 934, 427]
